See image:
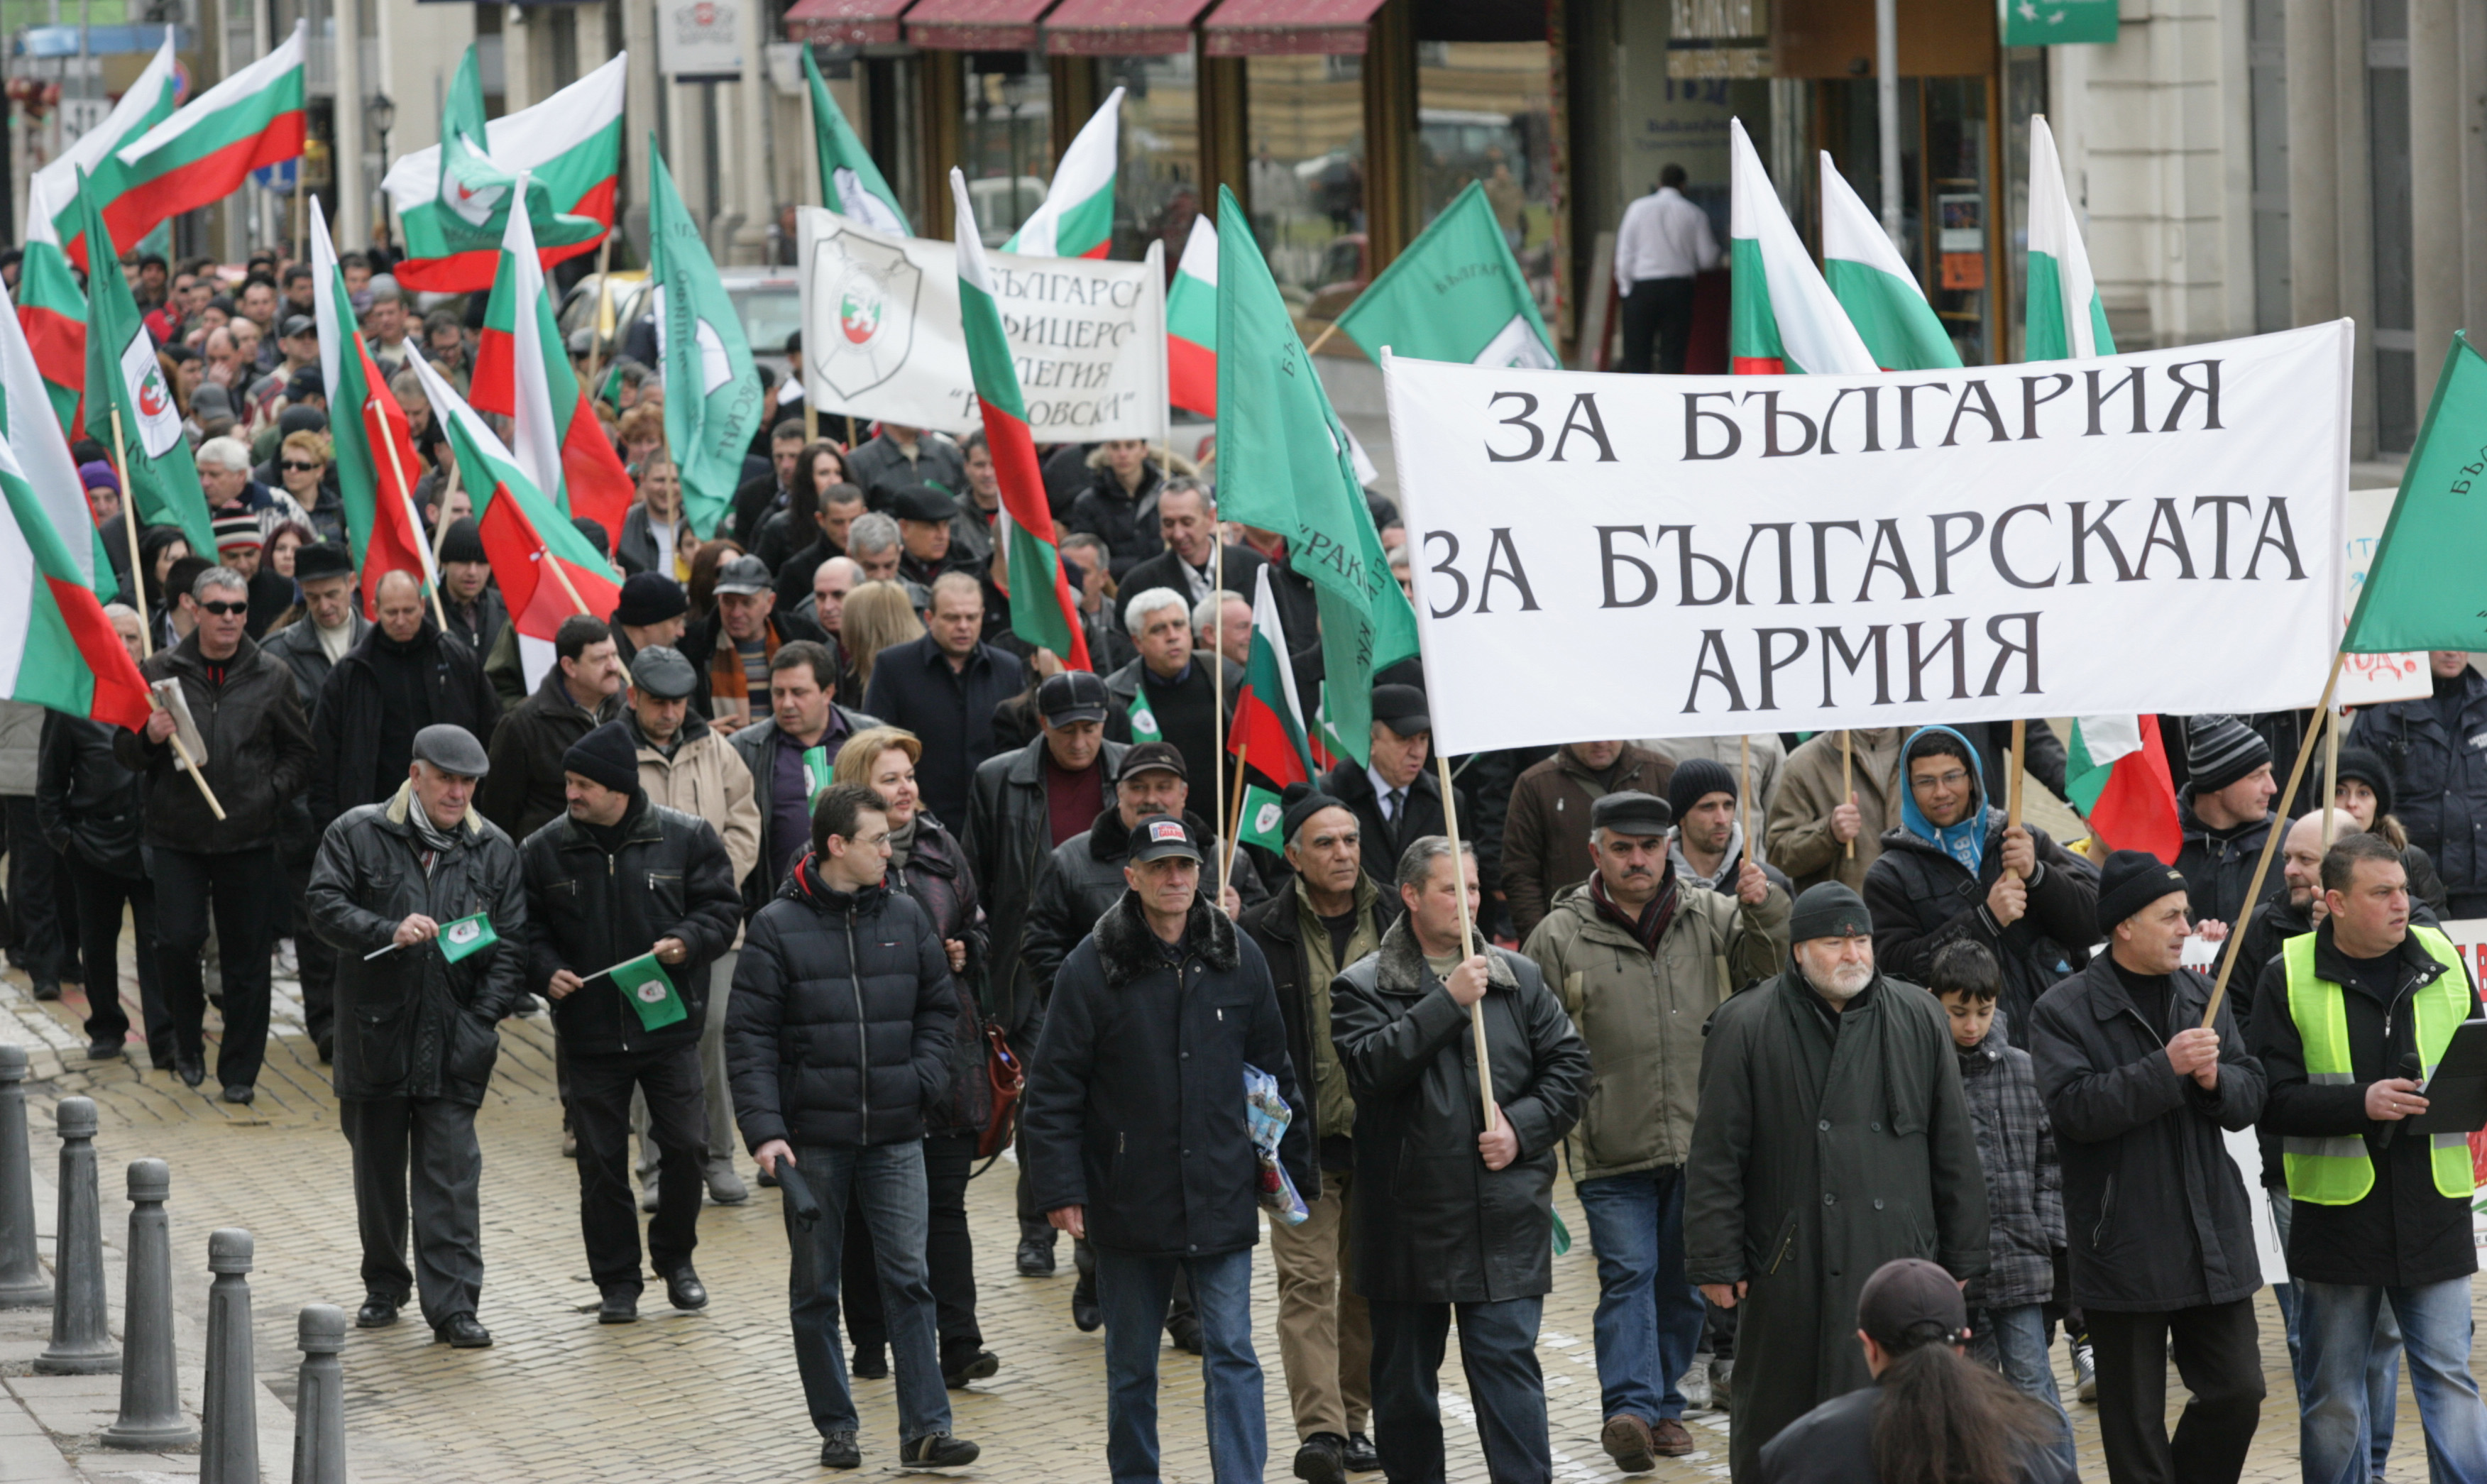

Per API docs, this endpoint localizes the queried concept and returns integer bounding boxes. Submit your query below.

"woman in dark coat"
[830,727,999,1387]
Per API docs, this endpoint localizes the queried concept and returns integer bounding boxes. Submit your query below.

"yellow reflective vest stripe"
[2280,926,2474,1206]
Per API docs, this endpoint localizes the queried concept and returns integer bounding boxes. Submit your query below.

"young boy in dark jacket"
[1934,940,2077,1477]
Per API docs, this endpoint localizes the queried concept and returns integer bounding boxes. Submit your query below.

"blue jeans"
[1368,1295,1552,1484]
[781,1141,951,1446]
[1984,1302,2079,1476]
[1094,1246,1263,1483]
[2300,1276,2487,1484]
[1574,1167,1704,1422]
[2275,1194,2403,1478]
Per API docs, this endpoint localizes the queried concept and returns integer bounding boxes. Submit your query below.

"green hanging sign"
[2002,0,2118,45]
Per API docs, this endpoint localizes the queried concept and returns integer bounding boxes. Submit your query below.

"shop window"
[1241,53,1366,322]
[1416,40,1555,323]
[1102,50,1204,265]
[960,53,1053,246]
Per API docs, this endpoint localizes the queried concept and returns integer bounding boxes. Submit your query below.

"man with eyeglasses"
[115,566,317,1103]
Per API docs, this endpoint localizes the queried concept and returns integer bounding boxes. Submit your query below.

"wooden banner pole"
[1435,752,1495,1134]
[2202,650,2349,1028]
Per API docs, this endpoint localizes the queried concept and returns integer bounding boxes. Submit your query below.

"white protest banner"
[798,206,1166,441]
[1383,320,2354,755]
[2339,483,2431,706]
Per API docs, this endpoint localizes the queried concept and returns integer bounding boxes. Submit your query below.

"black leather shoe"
[433,1313,493,1348]
[819,1431,860,1470]
[355,1295,400,1329]
[221,1083,254,1104]
[86,1040,121,1060]
[1071,1269,1101,1332]
[849,1343,889,1380]
[664,1267,708,1311]
[597,1290,637,1324]
[1167,1314,1203,1355]
[1344,1432,1380,1473]
[175,1055,204,1088]
[899,1432,979,1468]
[1016,1236,1056,1276]
[1293,1433,1348,1484]
[942,1348,999,1388]
[31,980,59,1002]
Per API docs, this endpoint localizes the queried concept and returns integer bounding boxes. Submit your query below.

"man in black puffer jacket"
[522,722,742,1326]
[725,781,978,1474]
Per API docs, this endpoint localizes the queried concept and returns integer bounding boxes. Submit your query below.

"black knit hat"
[2185,715,2271,796]
[1279,783,1350,845]
[1668,757,1737,823]
[562,720,641,796]
[613,571,688,627]
[2333,746,2394,822]
[1789,883,1871,942]
[2095,849,2190,934]
[437,517,486,566]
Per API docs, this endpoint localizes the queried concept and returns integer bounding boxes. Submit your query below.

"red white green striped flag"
[1818,152,1961,373]
[2026,115,2114,361]
[312,197,435,618]
[0,275,116,601]
[382,55,625,293]
[29,32,180,273]
[1728,119,1874,376]
[472,173,635,539]
[1226,565,1317,790]
[1004,87,1123,260]
[0,433,152,732]
[407,352,622,641]
[77,176,212,561]
[1168,214,1217,417]
[951,167,1092,670]
[804,45,909,233]
[12,245,90,442]
[2067,715,2181,862]
[101,23,305,259]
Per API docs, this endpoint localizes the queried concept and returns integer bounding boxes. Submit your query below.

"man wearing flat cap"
[680,554,830,734]
[890,483,977,590]
[307,722,527,1348]
[264,541,369,1058]
[1527,791,1788,1471]
[2028,850,2266,1484]
[1684,881,1989,1480]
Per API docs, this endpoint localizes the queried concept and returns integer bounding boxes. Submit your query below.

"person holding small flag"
[520,720,742,1325]
[305,722,525,1349]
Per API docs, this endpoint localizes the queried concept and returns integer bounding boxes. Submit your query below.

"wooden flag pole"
[1302,320,1344,357]
[375,401,448,630]
[2322,705,2342,848]
[108,411,150,661]
[2202,650,2349,1029]
[1221,742,1249,901]
[1841,730,1855,859]
[169,732,226,820]
[1435,752,1496,1134]
[1739,733,1752,863]
[2005,719,2028,879]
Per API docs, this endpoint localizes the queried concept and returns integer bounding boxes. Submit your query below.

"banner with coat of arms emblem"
[798,206,1166,442]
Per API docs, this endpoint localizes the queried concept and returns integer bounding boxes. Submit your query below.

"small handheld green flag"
[610,952,687,1030]
[802,745,835,803]
[1236,783,1285,852]
[1127,689,1163,742]
[437,912,499,963]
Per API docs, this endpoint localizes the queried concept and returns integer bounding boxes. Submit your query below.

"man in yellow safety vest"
[2251,830,2487,1484]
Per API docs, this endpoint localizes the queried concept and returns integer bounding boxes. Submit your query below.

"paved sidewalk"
[0,947,2454,1483]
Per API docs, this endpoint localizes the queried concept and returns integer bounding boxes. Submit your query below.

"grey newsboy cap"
[1591,791,1673,837]
[629,645,699,700]
[411,724,491,779]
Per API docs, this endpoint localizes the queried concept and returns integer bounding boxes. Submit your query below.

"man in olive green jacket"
[1521,791,1787,1471]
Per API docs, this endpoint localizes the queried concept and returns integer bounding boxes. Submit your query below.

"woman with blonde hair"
[840,581,925,693]
[825,725,998,1387]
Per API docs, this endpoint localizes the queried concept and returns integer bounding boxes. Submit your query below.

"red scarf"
[1590,869,1678,957]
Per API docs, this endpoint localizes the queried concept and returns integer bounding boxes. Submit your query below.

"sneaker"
[1681,1351,1714,1411]
[2070,1336,2097,1404]
[1602,1414,1657,1473]
[819,1430,860,1470]
[1292,1431,1347,1484]
[899,1433,979,1468]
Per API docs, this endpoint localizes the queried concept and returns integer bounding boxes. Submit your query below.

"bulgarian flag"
[101,23,305,258]
[1728,119,1875,376]
[1168,215,1218,417]
[1226,566,1318,790]
[0,277,116,600]
[951,168,1092,671]
[312,198,435,619]
[1819,153,1961,372]
[1004,87,1124,260]
[408,353,622,639]
[2068,716,2182,862]
[0,436,152,733]
[805,46,908,233]
[77,175,212,562]
[382,55,626,293]
[473,174,635,539]
[2026,116,2114,361]
[13,245,91,439]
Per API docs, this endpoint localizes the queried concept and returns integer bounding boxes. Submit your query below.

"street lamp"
[371,92,396,253]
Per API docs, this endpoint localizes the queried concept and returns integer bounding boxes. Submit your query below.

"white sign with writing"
[1383,321,2355,755]
[658,0,742,79]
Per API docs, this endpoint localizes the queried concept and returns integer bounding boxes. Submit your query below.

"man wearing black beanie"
[2027,850,2266,1484]
[2175,715,2283,948]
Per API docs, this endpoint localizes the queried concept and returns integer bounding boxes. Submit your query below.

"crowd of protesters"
[6,239,2487,1484]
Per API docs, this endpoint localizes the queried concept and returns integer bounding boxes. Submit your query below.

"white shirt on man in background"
[1613,186,1722,294]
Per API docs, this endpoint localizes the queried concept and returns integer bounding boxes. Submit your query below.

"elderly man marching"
[306,725,526,1349]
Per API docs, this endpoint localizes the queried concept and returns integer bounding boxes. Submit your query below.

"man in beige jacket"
[625,646,761,1204]
[1764,727,1905,893]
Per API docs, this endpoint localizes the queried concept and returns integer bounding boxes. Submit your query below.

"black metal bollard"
[34,1096,114,1374]
[199,1229,258,1484]
[103,1159,197,1448]
[0,1045,45,1306]
[290,1304,348,1484]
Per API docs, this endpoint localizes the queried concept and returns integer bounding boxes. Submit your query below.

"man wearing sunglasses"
[115,566,317,1103]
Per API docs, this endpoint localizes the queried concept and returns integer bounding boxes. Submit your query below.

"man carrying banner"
[522,720,742,1324]
[1766,728,1904,894]
[305,723,525,1348]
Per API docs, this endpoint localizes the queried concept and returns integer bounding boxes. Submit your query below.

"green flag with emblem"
[437,911,499,963]
[610,952,687,1030]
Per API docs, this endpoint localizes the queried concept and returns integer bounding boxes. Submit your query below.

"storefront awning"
[782,0,915,45]
[905,0,1058,50]
[1043,0,1217,54]
[1199,0,1386,55]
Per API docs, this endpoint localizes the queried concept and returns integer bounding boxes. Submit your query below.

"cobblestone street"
[0,947,2452,1483]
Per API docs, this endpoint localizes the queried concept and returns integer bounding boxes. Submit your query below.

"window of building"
[1415,40,1555,324]
[1242,53,1366,324]
[2367,0,2415,452]
[1102,50,1204,263]
[959,53,1053,246]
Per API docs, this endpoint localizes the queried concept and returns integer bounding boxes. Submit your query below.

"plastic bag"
[1244,1063,1310,1226]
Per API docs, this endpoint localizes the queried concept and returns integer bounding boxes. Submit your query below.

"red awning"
[905,0,1057,49]
[1200,0,1385,55]
[782,0,913,44]
[1043,0,1215,53]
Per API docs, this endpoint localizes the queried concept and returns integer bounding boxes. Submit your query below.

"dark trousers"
[2,796,76,980]
[1368,1295,1551,1484]
[2086,1298,2264,1484]
[339,1094,485,1329]
[284,842,335,1052]
[567,1043,705,1292]
[844,1130,981,1364]
[153,845,276,1087]
[64,857,169,1062]
[1011,1026,1052,1247]
[1619,276,1698,375]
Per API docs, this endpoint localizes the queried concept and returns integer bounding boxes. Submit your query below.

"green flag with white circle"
[610,952,686,1030]
[437,911,499,963]
[1237,783,1285,852]
[1127,689,1162,742]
